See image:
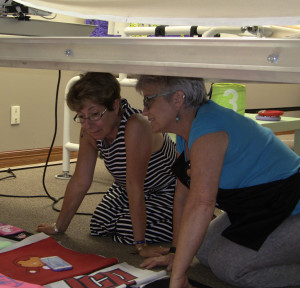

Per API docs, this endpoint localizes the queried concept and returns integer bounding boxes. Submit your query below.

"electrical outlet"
[11,106,20,125]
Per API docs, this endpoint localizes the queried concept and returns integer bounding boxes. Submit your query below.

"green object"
[0,240,12,249]
[168,133,176,143]
[210,83,246,115]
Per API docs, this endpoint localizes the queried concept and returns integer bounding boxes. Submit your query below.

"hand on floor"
[36,223,60,235]
[140,253,174,271]
[138,245,170,258]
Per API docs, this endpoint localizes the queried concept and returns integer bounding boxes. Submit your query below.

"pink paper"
[0,273,44,288]
[0,225,24,236]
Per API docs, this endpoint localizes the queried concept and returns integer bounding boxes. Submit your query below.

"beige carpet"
[0,159,235,288]
[0,155,298,288]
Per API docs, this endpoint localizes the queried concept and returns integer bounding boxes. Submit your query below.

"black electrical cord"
[40,70,102,215]
[42,70,61,203]
[0,162,76,196]
[0,69,64,199]
[1,70,105,216]
[0,168,16,181]
[51,192,105,216]
[43,70,105,215]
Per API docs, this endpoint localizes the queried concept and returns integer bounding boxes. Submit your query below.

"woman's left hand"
[138,245,169,258]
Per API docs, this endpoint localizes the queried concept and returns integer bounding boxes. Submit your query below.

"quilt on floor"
[0,233,118,285]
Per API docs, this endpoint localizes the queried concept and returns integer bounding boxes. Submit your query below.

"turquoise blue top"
[176,100,300,214]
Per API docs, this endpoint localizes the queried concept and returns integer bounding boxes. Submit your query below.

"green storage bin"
[209,83,246,115]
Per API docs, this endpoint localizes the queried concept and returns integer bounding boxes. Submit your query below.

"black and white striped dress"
[90,99,177,244]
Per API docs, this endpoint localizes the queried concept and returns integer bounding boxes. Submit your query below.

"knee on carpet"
[208,250,255,287]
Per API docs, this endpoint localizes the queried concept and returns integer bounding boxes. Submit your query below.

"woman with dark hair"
[136,75,300,288]
[37,72,176,257]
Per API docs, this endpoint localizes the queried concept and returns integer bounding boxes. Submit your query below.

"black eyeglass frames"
[143,90,176,110]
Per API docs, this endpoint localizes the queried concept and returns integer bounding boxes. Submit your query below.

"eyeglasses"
[73,108,107,123]
[143,90,176,110]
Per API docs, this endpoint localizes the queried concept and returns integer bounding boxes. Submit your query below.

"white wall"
[0,69,145,152]
[1,70,299,153]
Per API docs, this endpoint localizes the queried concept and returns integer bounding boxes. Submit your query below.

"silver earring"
[176,114,180,122]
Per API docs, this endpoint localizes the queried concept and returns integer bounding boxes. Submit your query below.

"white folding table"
[245,113,300,155]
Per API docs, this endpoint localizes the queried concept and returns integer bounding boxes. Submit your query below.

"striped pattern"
[90,99,176,244]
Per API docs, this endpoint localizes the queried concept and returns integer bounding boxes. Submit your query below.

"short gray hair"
[136,75,208,110]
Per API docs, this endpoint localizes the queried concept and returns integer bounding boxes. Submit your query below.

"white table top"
[245,113,300,133]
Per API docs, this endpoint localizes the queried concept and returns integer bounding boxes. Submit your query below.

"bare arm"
[125,114,167,257]
[140,175,189,269]
[170,131,228,288]
[172,174,189,247]
[36,129,98,234]
[125,114,151,244]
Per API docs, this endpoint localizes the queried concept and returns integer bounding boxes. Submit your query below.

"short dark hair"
[67,72,121,112]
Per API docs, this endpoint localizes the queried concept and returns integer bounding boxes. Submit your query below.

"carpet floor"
[0,156,298,288]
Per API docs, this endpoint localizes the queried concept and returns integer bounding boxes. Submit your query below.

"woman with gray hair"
[136,75,300,288]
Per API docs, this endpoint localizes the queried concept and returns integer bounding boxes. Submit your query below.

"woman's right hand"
[140,253,175,271]
[138,245,170,258]
[36,223,60,235]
